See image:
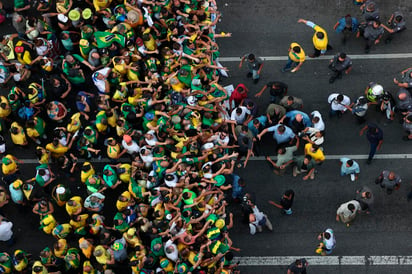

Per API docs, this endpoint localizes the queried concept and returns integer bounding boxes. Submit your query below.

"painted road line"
[16,153,412,164]
[251,154,412,160]
[219,53,412,62]
[234,255,412,266]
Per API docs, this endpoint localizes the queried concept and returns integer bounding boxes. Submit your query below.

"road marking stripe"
[15,154,412,164]
[234,255,412,266]
[219,53,412,62]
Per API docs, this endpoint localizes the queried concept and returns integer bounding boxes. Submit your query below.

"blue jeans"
[369,142,378,160]
[231,174,243,199]
[283,57,298,70]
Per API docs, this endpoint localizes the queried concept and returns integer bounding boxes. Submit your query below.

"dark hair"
[292,46,301,53]
[348,203,355,211]
[247,54,255,60]
[395,15,403,22]
[304,155,312,161]
[337,94,344,102]
[324,232,331,239]
[347,159,353,166]
[235,108,242,115]
[339,52,347,59]
[316,32,324,39]
[241,125,248,132]
[278,125,285,133]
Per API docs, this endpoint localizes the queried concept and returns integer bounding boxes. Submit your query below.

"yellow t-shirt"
[304,143,325,162]
[312,25,328,50]
[289,42,305,63]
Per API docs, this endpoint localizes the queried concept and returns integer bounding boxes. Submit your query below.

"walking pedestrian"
[298,18,331,57]
[359,123,383,164]
[344,96,368,124]
[336,200,361,227]
[268,189,295,215]
[315,228,336,255]
[339,158,360,181]
[266,138,298,175]
[281,43,305,73]
[359,20,384,53]
[327,93,351,118]
[375,170,401,195]
[287,258,308,274]
[328,52,352,83]
[355,186,374,213]
[255,81,288,104]
[0,216,13,245]
[393,67,412,89]
[334,14,359,44]
[292,155,316,181]
[239,53,264,84]
[381,11,406,43]
[248,202,273,235]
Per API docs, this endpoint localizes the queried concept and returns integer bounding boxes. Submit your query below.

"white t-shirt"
[92,67,110,94]
[145,130,158,146]
[230,106,250,124]
[311,110,325,131]
[164,239,179,262]
[121,140,140,155]
[328,93,351,112]
[0,221,13,241]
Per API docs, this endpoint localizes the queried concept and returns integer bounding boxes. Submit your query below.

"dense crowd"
[0,0,249,273]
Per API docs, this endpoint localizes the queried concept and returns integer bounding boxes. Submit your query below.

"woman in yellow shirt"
[10,122,28,146]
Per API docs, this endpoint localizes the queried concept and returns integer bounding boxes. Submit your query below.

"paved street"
[0,0,412,273]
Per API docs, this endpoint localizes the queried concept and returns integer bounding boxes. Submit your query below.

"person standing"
[334,14,359,44]
[239,53,264,84]
[328,52,352,83]
[0,216,13,245]
[248,202,273,235]
[336,200,361,227]
[287,258,308,274]
[257,124,296,150]
[255,81,288,104]
[360,20,384,53]
[268,189,295,215]
[355,186,374,213]
[344,96,368,124]
[375,170,402,195]
[339,158,360,181]
[281,43,305,73]
[316,228,336,256]
[266,138,298,175]
[381,11,406,43]
[393,67,412,90]
[327,93,351,118]
[359,123,383,164]
[293,155,316,181]
[298,18,331,57]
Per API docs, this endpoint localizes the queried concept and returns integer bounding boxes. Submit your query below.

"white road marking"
[219,53,412,62]
[234,255,412,266]
[16,154,412,164]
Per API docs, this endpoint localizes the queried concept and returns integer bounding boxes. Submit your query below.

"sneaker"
[366,158,372,165]
[246,72,252,78]
[350,174,355,181]
[253,78,259,84]
[364,47,370,54]
[329,76,336,83]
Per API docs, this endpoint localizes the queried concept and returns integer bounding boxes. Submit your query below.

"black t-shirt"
[288,258,307,273]
[267,81,288,97]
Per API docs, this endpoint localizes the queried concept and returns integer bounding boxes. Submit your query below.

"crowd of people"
[0,0,408,273]
[0,0,253,273]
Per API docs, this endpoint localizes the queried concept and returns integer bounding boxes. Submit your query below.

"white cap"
[371,84,383,96]
[57,14,69,23]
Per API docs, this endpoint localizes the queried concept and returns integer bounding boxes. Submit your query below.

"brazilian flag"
[94,31,126,48]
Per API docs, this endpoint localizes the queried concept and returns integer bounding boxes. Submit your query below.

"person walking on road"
[239,53,264,84]
[355,186,374,213]
[375,170,402,195]
[298,18,331,57]
[0,215,13,245]
[287,258,308,274]
[359,123,383,164]
[268,189,295,215]
[328,52,352,83]
[336,200,361,227]
[248,201,273,235]
[316,228,336,256]
[255,81,288,104]
[327,93,351,118]
[381,11,406,43]
[334,14,359,44]
[359,20,384,53]
[292,155,316,181]
[339,157,360,181]
[281,43,305,73]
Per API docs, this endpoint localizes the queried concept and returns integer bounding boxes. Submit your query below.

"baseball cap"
[68,9,81,21]
[57,14,68,23]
